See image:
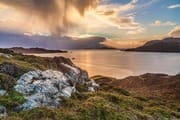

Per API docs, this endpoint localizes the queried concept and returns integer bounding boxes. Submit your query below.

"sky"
[0,0,180,48]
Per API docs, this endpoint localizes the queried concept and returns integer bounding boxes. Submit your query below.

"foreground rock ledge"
[14,69,99,110]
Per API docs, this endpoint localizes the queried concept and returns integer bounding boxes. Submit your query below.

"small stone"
[0,106,7,117]
[88,87,95,92]
[91,80,100,87]
[61,63,80,74]
[0,90,6,96]
[62,87,76,98]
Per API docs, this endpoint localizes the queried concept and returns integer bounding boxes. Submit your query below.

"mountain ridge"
[126,37,180,52]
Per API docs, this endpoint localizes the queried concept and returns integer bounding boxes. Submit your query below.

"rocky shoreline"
[0,49,179,119]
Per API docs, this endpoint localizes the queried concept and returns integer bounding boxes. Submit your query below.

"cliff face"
[126,37,180,52]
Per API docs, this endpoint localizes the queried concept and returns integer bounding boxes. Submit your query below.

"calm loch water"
[32,50,180,79]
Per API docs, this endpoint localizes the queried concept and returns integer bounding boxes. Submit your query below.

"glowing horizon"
[0,0,179,48]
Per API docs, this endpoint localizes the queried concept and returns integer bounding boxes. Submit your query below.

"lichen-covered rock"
[15,64,99,110]
[0,49,15,55]
[0,62,32,78]
[0,73,16,90]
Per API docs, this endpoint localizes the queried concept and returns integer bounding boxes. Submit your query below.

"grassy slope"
[0,51,179,120]
[6,88,180,120]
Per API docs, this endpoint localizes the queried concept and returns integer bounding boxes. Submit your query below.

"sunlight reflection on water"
[30,50,180,79]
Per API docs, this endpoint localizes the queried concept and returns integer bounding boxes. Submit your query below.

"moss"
[0,54,48,79]
[76,83,88,92]
[0,56,9,64]
[135,96,149,102]
[9,108,79,120]
[6,117,23,120]
[111,87,131,96]
[91,75,116,81]
[0,48,15,55]
[177,107,180,112]
[12,55,48,70]
[60,92,146,119]
[0,89,25,110]
[146,107,171,119]
[61,96,77,108]
[4,90,179,120]
[0,73,16,90]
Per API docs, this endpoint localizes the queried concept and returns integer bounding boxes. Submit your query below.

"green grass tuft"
[0,89,25,110]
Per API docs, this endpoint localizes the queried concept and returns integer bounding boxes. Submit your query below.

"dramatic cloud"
[0,0,97,35]
[169,26,180,38]
[0,0,144,38]
[94,0,140,29]
[103,39,145,49]
[168,4,180,9]
[151,20,176,26]
[0,0,178,49]
[127,27,145,35]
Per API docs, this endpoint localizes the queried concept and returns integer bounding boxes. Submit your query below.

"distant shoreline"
[125,37,180,53]
[8,47,68,54]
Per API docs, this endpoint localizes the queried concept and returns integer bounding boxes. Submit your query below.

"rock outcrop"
[0,51,99,111]
[15,67,99,110]
[0,62,30,78]
[0,73,16,90]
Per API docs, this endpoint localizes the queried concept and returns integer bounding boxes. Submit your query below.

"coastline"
[27,49,180,79]
[0,49,179,119]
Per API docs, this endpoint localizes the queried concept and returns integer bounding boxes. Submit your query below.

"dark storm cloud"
[0,0,97,35]
[0,31,106,49]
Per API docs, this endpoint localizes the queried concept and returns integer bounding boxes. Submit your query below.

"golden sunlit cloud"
[127,27,145,35]
[94,0,140,30]
[151,20,176,26]
[102,38,146,49]
[169,26,180,38]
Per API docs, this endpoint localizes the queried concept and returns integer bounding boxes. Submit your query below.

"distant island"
[126,37,180,52]
[8,47,67,54]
